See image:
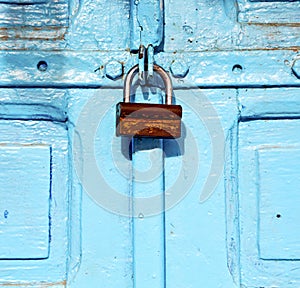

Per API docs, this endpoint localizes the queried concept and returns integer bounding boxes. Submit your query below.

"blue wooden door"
[0,0,299,287]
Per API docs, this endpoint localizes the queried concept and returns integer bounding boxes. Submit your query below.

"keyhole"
[276,214,281,219]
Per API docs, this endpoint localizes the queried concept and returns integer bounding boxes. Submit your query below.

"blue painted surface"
[0,120,70,286]
[0,145,50,259]
[132,139,165,288]
[238,120,300,287]
[0,0,299,287]
[235,0,300,23]
[131,90,165,288]
[130,0,163,50]
[258,148,300,260]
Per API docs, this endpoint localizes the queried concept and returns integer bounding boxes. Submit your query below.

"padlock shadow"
[163,122,186,158]
[120,123,186,160]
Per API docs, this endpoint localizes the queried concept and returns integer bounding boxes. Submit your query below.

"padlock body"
[116,102,182,138]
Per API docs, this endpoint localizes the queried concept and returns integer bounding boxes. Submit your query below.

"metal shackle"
[123,64,173,105]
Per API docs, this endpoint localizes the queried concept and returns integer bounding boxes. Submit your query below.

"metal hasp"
[116,64,182,138]
[130,0,164,51]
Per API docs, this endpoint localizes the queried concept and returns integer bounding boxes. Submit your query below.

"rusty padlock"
[116,64,182,138]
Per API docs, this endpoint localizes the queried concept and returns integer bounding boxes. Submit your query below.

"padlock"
[116,64,182,138]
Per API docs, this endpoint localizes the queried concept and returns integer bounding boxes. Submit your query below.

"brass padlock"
[116,64,182,138]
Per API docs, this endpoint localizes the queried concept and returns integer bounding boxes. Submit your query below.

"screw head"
[292,58,300,79]
[37,60,48,72]
[105,60,123,80]
[170,60,189,78]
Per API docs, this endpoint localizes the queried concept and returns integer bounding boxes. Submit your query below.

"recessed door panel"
[0,145,50,260]
[238,120,300,288]
[0,120,70,286]
[258,148,300,261]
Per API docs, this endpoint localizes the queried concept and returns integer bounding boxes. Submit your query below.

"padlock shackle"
[123,64,173,105]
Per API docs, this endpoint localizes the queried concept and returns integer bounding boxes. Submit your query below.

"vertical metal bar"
[131,138,165,288]
[130,0,164,51]
[130,85,166,286]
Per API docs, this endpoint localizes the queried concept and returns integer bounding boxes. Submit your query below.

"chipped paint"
[0,280,66,287]
[0,0,299,287]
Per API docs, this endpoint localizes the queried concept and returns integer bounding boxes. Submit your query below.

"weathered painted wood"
[238,120,300,287]
[0,0,299,287]
[236,0,300,23]
[0,0,68,28]
[0,51,297,88]
[132,138,165,288]
[130,0,164,50]
[0,120,70,286]
[0,145,50,259]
